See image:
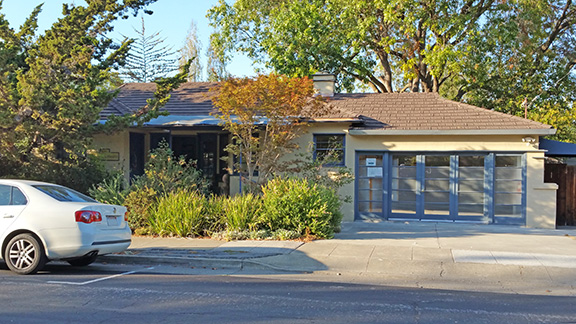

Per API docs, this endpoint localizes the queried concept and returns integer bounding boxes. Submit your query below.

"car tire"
[5,233,47,275]
[67,254,98,267]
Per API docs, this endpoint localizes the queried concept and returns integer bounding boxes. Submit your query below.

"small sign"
[98,148,120,161]
[366,158,377,166]
[367,167,383,178]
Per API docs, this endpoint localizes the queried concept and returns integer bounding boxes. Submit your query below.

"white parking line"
[47,267,155,286]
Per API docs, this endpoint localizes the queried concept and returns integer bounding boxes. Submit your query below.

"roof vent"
[312,73,335,97]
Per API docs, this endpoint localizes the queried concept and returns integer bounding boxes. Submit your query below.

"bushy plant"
[123,186,157,231]
[88,171,129,205]
[4,157,108,194]
[269,229,301,240]
[260,177,342,239]
[224,193,261,231]
[290,144,354,203]
[149,189,208,237]
[131,141,209,196]
[89,141,210,233]
[205,195,227,235]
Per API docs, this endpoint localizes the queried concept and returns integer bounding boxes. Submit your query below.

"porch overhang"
[141,115,223,127]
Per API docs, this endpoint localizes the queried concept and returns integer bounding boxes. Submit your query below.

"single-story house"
[93,74,558,228]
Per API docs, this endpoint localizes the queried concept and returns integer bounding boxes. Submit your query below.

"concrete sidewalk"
[99,221,576,295]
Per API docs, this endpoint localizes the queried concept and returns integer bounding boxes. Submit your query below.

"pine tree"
[121,16,177,82]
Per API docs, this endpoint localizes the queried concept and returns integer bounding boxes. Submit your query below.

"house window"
[314,134,345,166]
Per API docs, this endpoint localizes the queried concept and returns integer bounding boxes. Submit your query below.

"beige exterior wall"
[92,131,130,177]
[94,123,557,229]
[293,123,557,228]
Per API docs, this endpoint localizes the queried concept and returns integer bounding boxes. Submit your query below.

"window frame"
[313,133,346,167]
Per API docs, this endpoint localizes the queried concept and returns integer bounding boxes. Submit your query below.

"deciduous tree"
[179,20,203,82]
[208,0,495,93]
[211,74,330,192]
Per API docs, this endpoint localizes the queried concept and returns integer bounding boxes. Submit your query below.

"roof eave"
[310,118,361,123]
[349,128,557,136]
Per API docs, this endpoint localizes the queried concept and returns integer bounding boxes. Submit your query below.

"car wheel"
[5,233,47,275]
[67,254,98,267]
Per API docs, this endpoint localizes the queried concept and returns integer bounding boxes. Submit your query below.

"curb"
[98,254,316,273]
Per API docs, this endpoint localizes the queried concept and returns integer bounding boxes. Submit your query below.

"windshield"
[33,185,98,203]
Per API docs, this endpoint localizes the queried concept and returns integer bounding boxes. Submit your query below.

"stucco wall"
[92,131,130,177]
[293,123,556,228]
[93,124,557,228]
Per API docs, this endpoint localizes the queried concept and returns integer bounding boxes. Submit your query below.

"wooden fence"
[544,164,576,226]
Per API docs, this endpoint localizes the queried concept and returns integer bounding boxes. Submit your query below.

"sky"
[1,0,257,78]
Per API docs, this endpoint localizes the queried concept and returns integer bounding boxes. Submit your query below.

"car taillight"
[75,211,102,224]
[124,211,129,222]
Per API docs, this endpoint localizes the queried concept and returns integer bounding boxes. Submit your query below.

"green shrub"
[89,141,210,233]
[269,229,301,240]
[205,195,227,235]
[4,158,108,194]
[124,186,157,231]
[260,177,342,239]
[211,229,300,241]
[224,193,261,231]
[131,141,209,196]
[88,171,129,206]
[149,189,208,237]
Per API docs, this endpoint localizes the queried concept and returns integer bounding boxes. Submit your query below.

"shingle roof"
[101,82,553,133]
[100,82,218,119]
[329,92,551,131]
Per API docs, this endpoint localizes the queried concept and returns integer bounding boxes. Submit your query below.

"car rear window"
[33,185,98,203]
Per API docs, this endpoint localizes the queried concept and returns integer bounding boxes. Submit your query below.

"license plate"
[106,216,118,226]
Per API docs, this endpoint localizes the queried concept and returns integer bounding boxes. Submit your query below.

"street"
[0,262,575,323]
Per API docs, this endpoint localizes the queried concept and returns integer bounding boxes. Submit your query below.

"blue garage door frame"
[355,151,527,225]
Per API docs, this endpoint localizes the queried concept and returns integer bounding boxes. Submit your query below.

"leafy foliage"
[208,0,494,93]
[179,20,203,82]
[449,0,576,142]
[88,171,129,206]
[149,189,209,237]
[260,178,343,239]
[206,42,230,82]
[130,141,209,196]
[209,0,576,141]
[212,73,331,192]
[0,0,193,190]
[124,186,157,232]
[290,142,354,203]
[223,193,261,231]
[91,142,209,232]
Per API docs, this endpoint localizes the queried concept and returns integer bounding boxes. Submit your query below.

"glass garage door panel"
[494,155,523,223]
[358,154,384,219]
[391,155,417,216]
[457,156,486,219]
[423,156,450,216]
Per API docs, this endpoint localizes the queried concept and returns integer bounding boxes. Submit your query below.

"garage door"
[356,152,525,225]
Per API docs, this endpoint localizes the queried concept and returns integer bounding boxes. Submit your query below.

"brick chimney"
[312,73,335,97]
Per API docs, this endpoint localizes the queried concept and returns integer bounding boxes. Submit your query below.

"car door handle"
[3,215,14,218]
